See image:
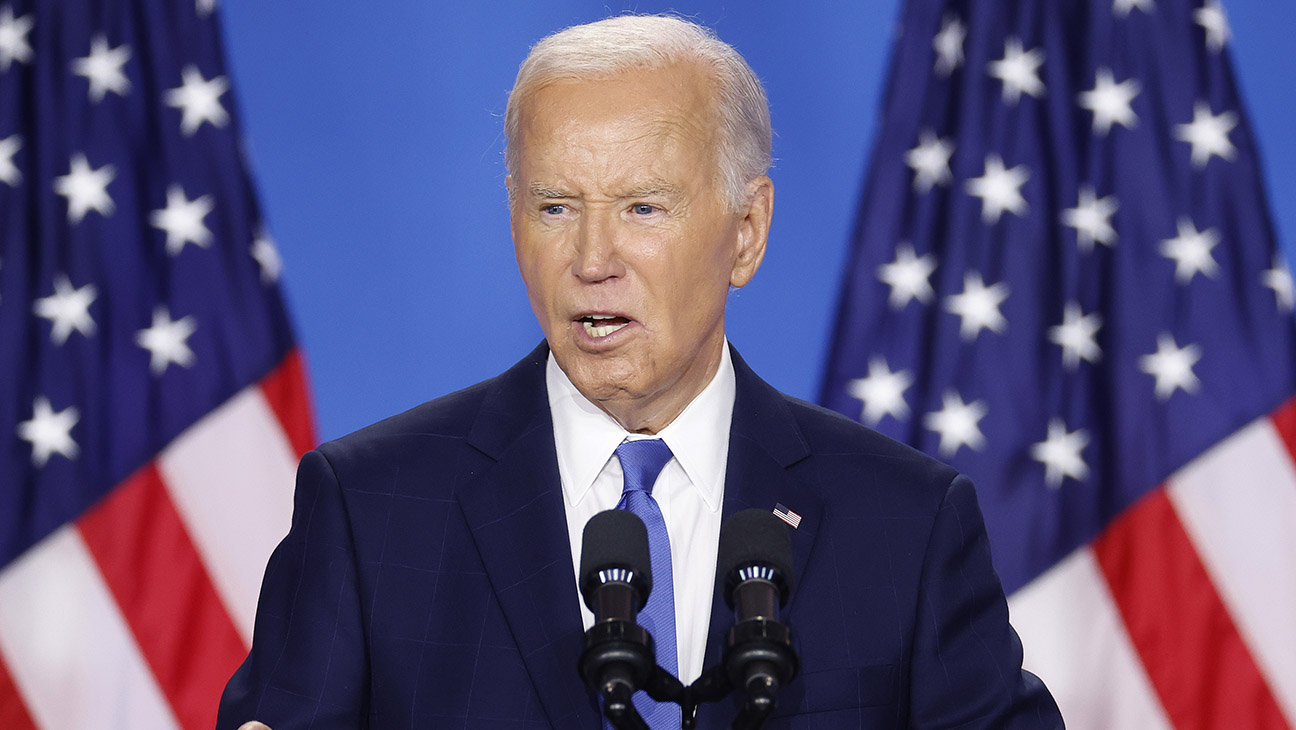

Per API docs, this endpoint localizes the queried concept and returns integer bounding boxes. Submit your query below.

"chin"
[571,366,640,401]
[562,354,644,400]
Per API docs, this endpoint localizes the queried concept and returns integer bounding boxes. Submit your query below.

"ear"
[730,176,773,288]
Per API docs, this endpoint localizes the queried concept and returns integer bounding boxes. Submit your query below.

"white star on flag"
[1113,0,1155,17]
[33,275,98,345]
[1262,256,1295,313]
[878,242,936,309]
[1194,0,1231,53]
[924,390,988,458]
[72,35,132,103]
[848,357,913,426]
[1048,302,1102,370]
[905,130,955,192]
[0,5,33,72]
[1061,185,1119,252]
[17,396,80,467]
[251,231,283,284]
[1031,419,1090,488]
[54,153,116,224]
[136,306,198,375]
[965,154,1030,224]
[196,0,217,17]
[1139,333,1203,401]
[932,14,966,76]
[0,133,19,186]
[1160,217,1220,284]
[945,271,1009,341]
[150,184,214,256]
[164,65,230,136]
[1175,101,1237,168]
[1077,68,1140,136]
[988,37,1045,105]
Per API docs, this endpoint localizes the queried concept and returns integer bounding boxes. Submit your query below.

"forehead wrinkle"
[570,125,709,200]
[610,111,715,161]
[546,104,714,163]
[517,76,722,202]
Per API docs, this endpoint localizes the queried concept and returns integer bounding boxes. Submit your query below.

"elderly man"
[217,14,1062,730]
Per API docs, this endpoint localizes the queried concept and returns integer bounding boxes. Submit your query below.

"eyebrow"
[527,184,571,200]
[623,182,680,199]
[524,181,681,200]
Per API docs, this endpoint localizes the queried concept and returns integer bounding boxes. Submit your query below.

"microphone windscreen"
[718,508,795,592]
[580,509,653,598]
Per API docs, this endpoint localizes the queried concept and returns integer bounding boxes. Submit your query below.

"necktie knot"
[615,439,674,497]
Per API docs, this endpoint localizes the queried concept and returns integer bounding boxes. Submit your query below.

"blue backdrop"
[217,1,1294,442]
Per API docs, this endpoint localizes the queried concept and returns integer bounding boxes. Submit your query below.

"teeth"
[583,320,629,338]
[588,314,617,320]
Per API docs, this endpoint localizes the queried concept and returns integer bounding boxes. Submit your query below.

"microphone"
[719,509,794,623]
[577,510,657,725]
[580,509,652,621]
[716,509,799,717]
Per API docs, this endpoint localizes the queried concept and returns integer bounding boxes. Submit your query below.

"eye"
[631,203,658,216]
[541,204,567,216]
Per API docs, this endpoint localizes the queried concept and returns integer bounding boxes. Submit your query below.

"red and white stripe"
[0,352,313,730]
[1011,397,1296,730]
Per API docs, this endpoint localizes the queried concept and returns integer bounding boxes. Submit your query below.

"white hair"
[504,14,772,212]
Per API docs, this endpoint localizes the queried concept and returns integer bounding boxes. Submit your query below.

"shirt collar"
[547,342,735,512]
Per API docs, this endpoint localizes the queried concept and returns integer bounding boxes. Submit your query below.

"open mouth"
[579,313,632,338]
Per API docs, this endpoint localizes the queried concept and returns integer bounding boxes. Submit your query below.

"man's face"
[510,61,771,433]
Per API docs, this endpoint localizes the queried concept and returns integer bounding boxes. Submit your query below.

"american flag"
[821,0,1296,727]
[772,502,802,529]
[0,1,313,728]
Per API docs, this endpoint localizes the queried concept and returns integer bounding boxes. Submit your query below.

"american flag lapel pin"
[773,503,802,529]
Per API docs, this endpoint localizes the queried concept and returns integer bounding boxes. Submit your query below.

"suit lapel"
[455,343,600,729]
[702,347,826,672]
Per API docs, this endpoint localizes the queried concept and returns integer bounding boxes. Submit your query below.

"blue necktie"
[613,439,679,729]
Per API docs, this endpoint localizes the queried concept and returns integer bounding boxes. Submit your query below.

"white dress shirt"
[547,343,734,684]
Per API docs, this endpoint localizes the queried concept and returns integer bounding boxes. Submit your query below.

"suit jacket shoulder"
[313,342,549,484]
[727,347,956,523]
[331,336,551,444]
[783,393,956,498]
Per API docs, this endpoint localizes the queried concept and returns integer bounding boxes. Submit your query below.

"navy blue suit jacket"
[217,343,1062,729]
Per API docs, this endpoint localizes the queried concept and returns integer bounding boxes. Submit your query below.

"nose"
[572,210,624,282]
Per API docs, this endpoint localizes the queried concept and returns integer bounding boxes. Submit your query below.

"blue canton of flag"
[0,1,313,728]
[821,0,1296,727]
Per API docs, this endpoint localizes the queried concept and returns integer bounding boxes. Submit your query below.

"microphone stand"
[582,621,796,730]
[581,589,798,729]
[580,619,657,730]
[675,616,798,730]
[678,663,730,729]
[602,662,689,730]
[579,619,689,730]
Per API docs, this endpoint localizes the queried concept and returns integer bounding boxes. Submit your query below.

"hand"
[238,723,272,730]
